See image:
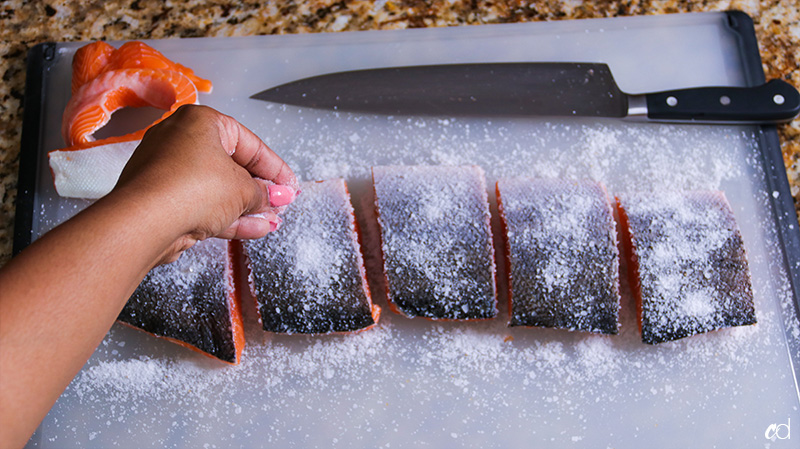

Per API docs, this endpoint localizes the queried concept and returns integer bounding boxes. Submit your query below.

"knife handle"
[644,79,800,124]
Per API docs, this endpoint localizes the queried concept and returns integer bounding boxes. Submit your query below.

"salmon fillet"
[242,179,380,334]
[616,191,756,344]
[372,165,497,321]
[118,238,245,365]
[496,178,620,334]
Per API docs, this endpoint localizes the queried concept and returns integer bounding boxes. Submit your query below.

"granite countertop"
[1,0,799,265]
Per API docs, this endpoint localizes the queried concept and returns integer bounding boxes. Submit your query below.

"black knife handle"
[645,79,800,123]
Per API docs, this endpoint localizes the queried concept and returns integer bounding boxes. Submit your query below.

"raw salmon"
[371,165,497,321]
[496,178,620,334]
[104,41,213,94]
[49,40,212,199]
[118,238,245,365]
[61,68,198,147]
[70,41,115,94]
[242,179,380,334]
[71,41,212,95]
[616,191,756,344]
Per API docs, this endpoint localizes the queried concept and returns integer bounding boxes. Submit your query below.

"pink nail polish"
[268,185,295,207]
[269,220,279,233]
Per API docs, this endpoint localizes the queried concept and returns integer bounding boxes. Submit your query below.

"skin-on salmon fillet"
[242,179,380,334]
[496,178,620,334]
[372,165,497,321]
[118,238,245,365]
[616,191,756,344]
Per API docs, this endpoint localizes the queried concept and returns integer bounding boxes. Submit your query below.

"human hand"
[113,105,298,264]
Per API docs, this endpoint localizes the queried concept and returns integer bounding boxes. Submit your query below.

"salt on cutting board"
[19,11,800,449]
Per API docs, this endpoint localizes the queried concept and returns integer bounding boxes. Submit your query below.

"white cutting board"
[27,12,800,448]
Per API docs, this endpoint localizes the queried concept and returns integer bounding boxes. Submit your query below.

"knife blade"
[250,63,800,124]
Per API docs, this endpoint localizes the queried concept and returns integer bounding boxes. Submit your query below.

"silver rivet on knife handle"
[626,94,649,120]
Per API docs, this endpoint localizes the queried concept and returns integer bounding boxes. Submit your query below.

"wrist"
[97,182,195,269]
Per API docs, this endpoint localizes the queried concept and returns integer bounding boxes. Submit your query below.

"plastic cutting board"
[16,11,800,448]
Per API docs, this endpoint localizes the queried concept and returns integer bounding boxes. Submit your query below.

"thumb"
[216,211,281,240]
[216,179,298,240]
[246,178,298,216]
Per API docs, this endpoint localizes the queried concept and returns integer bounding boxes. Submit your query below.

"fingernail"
[268,217,282,233]
[268,185,295,208]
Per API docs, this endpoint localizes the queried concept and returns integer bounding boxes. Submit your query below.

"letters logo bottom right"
[765,418,791,441]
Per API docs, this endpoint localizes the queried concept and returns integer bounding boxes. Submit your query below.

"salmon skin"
[242,179,380,334]
[49,41,212,199]
[118,238,245,365]
[372,165,497,321]
[497,178,620,334]
[616,191,756,344]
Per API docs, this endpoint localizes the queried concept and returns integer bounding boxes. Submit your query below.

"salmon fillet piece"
[616,191,756,344]
[242,179,380,334]
[118,238,245,365]
[496,178,620,334]
[372,165,497,320]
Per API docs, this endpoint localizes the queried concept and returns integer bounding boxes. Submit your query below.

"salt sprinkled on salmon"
[51,116,793,447]
[372,165,497,320]
[242,179,379,334]
[616,191,756,344]
[497,178,620,334]
[118,238,244,364]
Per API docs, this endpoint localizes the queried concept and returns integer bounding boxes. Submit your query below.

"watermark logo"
[765,418,791,441]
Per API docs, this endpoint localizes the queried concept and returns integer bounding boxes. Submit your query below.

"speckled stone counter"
[1,0,799,265]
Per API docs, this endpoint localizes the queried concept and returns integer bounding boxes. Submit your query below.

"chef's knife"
[250,63,800,124]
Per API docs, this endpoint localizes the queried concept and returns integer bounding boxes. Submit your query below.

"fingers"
[138,105,299,244]
[213,110,299,234]
[217,213,282,240]
[242,177,298,216]
[233,179,297,240]
[216,112,298,189]
[268,184,296,207]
